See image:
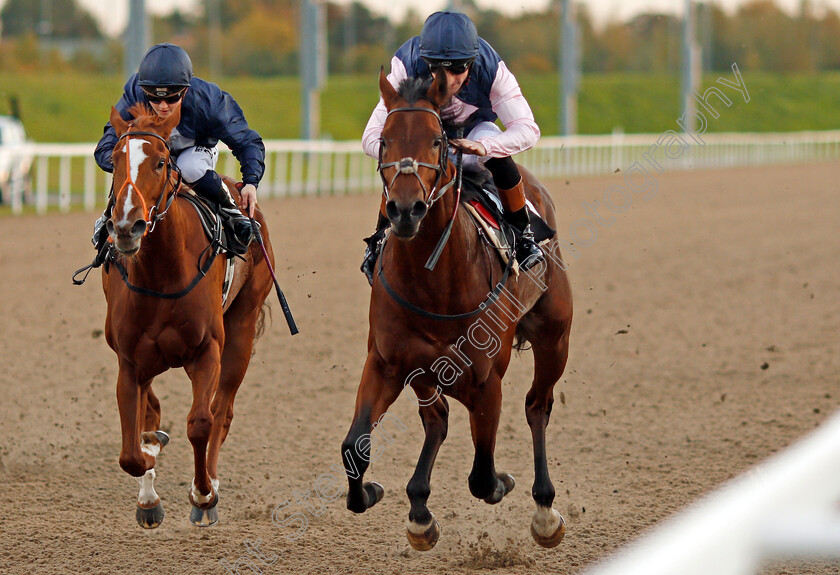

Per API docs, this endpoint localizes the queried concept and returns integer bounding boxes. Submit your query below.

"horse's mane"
[125,102,167,130]
[397,76,434,105]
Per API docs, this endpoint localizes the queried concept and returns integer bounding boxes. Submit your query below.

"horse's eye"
[433,138,442,148]
[156,158,166,170]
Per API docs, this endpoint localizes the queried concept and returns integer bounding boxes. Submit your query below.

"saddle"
[459,167,555,268]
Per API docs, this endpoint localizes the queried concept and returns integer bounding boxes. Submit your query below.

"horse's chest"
[377,328,504,390]
[108,305,218,368]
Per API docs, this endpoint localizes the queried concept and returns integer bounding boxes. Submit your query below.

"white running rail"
[581,409,840,575]
[3,130,840,214]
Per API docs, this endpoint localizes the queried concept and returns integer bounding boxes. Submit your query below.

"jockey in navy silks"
[90,43,265,263]
[360,11,544,285]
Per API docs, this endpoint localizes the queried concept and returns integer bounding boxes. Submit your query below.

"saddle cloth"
[178,191,237,305]
[459,168,556,269]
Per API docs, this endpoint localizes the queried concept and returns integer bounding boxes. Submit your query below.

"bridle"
[373,103,516,319]
[115,127,182,234]
[377,106,456,208]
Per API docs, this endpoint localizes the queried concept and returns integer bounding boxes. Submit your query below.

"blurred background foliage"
[0,0,837,139]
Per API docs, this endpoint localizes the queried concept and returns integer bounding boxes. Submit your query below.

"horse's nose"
[108,217,147,253]
[108,218,147,240]
[386,199,428,225]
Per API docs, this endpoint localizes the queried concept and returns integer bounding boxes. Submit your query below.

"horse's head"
[107,103,181,256]
[378,69,452,239]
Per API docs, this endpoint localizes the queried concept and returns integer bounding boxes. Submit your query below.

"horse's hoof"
[406,517,440,551]
[484,473,515,504]
[530,506,565,548]
[364,482,385,508]
[154,430,170,448]
[136,501,165,529]
[189,492,219,527]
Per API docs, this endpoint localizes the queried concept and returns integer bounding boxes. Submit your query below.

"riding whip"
[250,217,299,335]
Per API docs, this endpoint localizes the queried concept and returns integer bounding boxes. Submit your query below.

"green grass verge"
[2,70,838,144]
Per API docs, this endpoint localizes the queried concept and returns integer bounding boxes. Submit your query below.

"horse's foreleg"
[342,353,401,514]
[116,363,168,528]
[405,392,449,551]
[525,331,570,548]
[185,342,222,526]
[136,388,170,528]
[467,373,515,504]
[116,362,155,477]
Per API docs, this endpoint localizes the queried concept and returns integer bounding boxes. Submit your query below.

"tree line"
[0,0,836,76]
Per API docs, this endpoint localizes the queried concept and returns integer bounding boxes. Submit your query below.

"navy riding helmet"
[137,43,193,95]
[419,11,479,62]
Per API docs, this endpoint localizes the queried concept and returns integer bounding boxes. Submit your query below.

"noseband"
[115,128,182,234]
[377,107,456,207]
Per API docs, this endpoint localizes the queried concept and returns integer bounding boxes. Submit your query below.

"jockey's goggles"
[423,57,474,75]
[143,87,186,105]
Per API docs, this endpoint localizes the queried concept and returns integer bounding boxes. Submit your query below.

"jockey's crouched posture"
[90,43,265,265]
[360,11,544,285]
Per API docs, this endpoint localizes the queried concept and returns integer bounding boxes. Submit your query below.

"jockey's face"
[431,67,470,103]
[146,88,186,119]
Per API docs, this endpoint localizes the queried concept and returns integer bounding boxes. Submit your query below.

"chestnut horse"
[102,103,274,528]
[341,72,573,550]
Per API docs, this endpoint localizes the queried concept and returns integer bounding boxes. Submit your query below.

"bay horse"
[102,103,274,528]
[341,71,573,550]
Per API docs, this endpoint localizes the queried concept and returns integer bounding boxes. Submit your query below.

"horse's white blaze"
[136,468,159,506]
[191,478,215,504]
[116,139,148,227]
[532,506,563,536]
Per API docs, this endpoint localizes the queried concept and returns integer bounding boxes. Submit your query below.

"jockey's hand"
[450,138,486,157]
[239,184,258,218]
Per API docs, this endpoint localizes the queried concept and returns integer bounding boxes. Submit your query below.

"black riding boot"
[361,213,389,286]
[498,179,544,271]
[192,170,256,255]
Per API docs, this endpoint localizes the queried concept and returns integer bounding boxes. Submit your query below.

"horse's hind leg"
[524,321,571,547]
[342,353,401,515]
[405,393,449,551]
[206,303,262,496]
[466,373,516,505]
[135,386,170,528]
[185,343,223,527]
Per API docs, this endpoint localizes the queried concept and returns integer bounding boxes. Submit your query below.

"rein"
[376,238,515,321]
[375,108,512,320]
[377,106,462,271]
[106,128,215,300]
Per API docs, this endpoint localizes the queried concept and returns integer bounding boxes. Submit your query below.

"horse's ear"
[110,107,128,135]
[379,67,398,110]
[426,71,448,109]
[158,104,181,138]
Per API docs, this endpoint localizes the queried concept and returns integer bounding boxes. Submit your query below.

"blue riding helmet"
[137,43,193,94]
[419,11,479,61]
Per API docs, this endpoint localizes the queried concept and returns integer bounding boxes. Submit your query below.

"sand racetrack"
[0,162,838,575]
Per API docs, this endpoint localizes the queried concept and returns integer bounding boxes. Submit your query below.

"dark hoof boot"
[136,501,165,529]
[516,227,544,271]
[484,473,516,504]
[154,430,170,448]
[407,516,441,551]
[189,492,219,527]
[364,481,385,508]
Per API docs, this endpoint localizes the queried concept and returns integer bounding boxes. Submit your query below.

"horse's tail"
[513,324,531,353]
[253,302,270,349]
